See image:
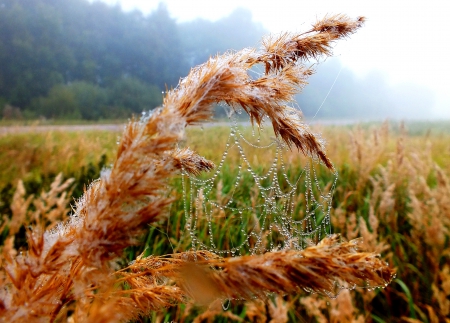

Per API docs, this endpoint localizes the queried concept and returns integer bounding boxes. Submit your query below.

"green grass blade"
[395,278,416,319]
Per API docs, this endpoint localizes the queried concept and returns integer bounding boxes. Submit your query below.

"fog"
[99,0,450,120]
[297,58,437,120]
[1,0,447,120]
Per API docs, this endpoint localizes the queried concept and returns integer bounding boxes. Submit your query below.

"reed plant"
[1,15,430,322]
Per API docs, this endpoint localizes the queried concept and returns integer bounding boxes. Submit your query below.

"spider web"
[181,114,337,257]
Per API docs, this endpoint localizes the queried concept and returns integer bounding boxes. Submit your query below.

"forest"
[0,0,435,120]
[0,0,265,119]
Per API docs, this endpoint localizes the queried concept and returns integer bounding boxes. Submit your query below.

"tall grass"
[158,122,450,322]
[0,130,117,188]
[1,122,448,321]
[2,15,443,322]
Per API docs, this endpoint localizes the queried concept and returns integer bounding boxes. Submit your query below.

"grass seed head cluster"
[4,14,439,322]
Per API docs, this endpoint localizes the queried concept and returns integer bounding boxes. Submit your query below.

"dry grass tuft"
[166,235,395,303]
[171,148,216,176]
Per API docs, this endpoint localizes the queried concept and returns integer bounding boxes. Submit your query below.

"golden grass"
[0,130,117,190]
[5,15,446,322]
[0,122,448,322]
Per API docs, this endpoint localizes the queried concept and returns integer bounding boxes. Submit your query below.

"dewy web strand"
[181,114,337,256]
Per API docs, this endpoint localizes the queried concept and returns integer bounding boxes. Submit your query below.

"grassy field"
[1,121,449,322]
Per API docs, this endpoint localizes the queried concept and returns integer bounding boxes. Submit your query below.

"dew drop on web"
[181,113,337,257]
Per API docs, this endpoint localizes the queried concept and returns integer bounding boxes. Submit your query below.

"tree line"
[0,0,435,120]
[0,0,265,120]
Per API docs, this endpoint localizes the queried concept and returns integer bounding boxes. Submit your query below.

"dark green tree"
[109,77,163,114]
[31,82,110,119]
[0,0,75,107]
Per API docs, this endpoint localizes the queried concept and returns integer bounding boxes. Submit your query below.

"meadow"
[1,16,448,322]
[1,121,449,322]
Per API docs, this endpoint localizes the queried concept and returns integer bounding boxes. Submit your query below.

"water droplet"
[222,299,231,310]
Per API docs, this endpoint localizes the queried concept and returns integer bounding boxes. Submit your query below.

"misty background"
[0,0,440,121]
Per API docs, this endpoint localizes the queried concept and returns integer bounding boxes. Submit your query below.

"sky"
[98,0,450,118]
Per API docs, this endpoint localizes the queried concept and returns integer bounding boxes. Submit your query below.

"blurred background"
[1,0,448,121]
